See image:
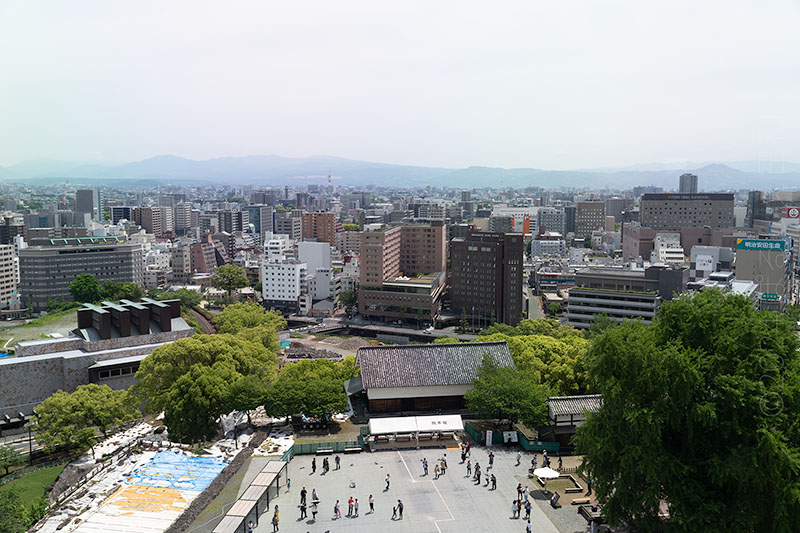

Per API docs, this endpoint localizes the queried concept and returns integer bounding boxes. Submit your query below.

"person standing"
[311,488,318,503]
[491,473,496,490]
[369,494,374,513]
[335,455,341,470]
[524,499,531,519]
[347,496,354,517]
[511,500,518,518]
[434,464,440,480]
[526,518,532,532]
[523,486,529,502]
[334,500,341,519]
[586,478,592,496]
[516,500,522,519]
[397,499,404,520]
[488,452,494,470]
[311,457,316,474]
[354,498,359,517]
[300,486,307,505]
[392,505,397,520]
[311,502,318,521]
[475,469,481,485]
[247,520,254,533]
[558,456,563,472]
[300,501,307,519]
[517,483,523,499]
[466,459,472,476]
[271,511,279,532]
[422,457,429,476]
[385,474,391,490]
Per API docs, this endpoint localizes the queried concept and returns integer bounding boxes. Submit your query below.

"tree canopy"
[576,290,800,532]
[133,333,278,415]
[0,446,24,476]
[211,264,249,296]
[0,488,30,533]
[99,281,144,302]
[68,273,100,303]
[213,301,286,335]
[33,384,138,456]
[464,355,549,428]
[263,358,358,420]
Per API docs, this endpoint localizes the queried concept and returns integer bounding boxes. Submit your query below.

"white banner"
[485,430,493,446]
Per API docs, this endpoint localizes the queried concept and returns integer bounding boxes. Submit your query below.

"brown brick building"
[302,211,342,246]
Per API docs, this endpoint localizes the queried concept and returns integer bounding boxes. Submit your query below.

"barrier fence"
[464,421,560,453]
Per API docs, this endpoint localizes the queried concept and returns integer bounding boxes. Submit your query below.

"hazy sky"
[2,1,799,170]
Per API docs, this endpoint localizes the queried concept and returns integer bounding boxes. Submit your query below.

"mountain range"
[2,155,800,190]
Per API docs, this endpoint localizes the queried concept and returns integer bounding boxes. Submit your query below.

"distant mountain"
[2,155,800,190]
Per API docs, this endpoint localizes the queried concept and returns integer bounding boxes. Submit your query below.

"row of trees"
[68,274,144,304]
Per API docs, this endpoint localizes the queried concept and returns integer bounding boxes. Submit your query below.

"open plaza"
[215,447,592,533]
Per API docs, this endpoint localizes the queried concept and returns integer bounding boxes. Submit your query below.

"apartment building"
[640,193,734,230]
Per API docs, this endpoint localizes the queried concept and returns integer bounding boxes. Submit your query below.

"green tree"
[0,446,24,476]
[33,385,139,457]
[164,364,234,443]
[263,358,357,420]
[69,273,100,303]
[211,264,249,298]
[548,302,561,316]
[465,355,549,428]
[339,289,357,310]
[433,337,460,344]
[225,374,269,425]
[576,290,800,532]
[99,281,144,301]
[342,223,360,231]
[214,301,286,335]
[133,333,278,415]
[0,487,30,533]
[460,308,468,332]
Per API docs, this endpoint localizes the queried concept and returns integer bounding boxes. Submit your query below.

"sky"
[1,1,799,170]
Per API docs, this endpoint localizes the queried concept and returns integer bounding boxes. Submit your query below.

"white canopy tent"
[368,415,464,436]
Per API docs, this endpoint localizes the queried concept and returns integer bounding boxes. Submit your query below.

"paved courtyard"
[253,448,589,533]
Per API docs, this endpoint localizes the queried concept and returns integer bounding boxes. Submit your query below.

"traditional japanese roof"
[356,341,513,389]
[547,394,603,417]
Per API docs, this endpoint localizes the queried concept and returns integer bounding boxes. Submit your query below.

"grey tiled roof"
[356,341,514,389]
[548,394,603,417]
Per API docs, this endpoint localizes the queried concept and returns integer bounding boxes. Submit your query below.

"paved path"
[254,448,564,533]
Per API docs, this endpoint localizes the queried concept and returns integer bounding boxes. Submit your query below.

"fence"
[463,421,560,453]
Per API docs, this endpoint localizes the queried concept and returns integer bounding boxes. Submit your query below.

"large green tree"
[465,355,549,428]
[225,374,269,425]
[0,488,30,533]
[263,358,358,420]
[99,281,144,302]
[68,273,100,303]
[133,333,278,415]
[33,385,138,457]
[211,264,249,297]
[0,446,25,476]
[164,364,235,442]
[576,290,800,532]
[214,301,286,335]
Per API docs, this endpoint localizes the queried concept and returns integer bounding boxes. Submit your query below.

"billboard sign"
[736,239,785,251]
[782,207,800,219]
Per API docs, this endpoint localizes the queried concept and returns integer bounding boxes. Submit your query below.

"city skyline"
[2,1,800,170]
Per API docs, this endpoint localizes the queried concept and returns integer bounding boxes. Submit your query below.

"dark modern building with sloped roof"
[353,341,514,413]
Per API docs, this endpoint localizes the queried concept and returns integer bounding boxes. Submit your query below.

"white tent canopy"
[369,415,463,435]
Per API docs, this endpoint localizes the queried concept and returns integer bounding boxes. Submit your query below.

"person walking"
[516,500,522,519]
[335,455,341,470]
[354,498,359,517]
[466,459,472,476]
[247,520,254,533]
[392,505,397,520]
[523,486,529,502]
[334,500,341,519]
[475,469,481,485]
[517,483,523,499]
[385,474,391,490]
[491,473,497,490]
[526,518,532,532]
[524,499,531,519]
[516,452,521,466]
[441,457,447,474]
[586,478,592,496]
[369,494,374,513]
[397,500,404,520]
[311,457,316,474]
[434,464,440,480]
[558,456,563,472]
[311,502,318,521]
[271,511,279,532]
[300,501,307,519]
[422,458,428,476]
[511,500,518,518]
[300,486,307,505]
[488,452,494,470]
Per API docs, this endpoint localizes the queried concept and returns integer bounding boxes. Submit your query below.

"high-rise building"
[450,231,524,326]
[734,238,791,311]
[133,207,165,236]
[564,205,577,234]
[75,189,97,219]
[110,206,133,224]
[275,214,302,241]
[19,237,144,311]
[537,207,566,235]
[245,205,274,236]
[745,191,767,228]
[0,245,17,312]
[358,222,446,324]
[302,212,341,246]
[640,193,734,230]
[218,210,248,234]
[604,197,628,223]
[575,202,605,237]
[174,203,192,233]
[679,173,698,194]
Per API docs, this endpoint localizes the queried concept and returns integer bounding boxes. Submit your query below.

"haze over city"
[2,0,800,171]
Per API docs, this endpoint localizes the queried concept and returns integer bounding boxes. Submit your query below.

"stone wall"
[16,325,192,356]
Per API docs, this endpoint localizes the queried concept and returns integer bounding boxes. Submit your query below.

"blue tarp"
[127,450,227,491]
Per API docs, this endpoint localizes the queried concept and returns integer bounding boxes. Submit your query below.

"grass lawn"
[0,464,66,504]
[293,419,365,444]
